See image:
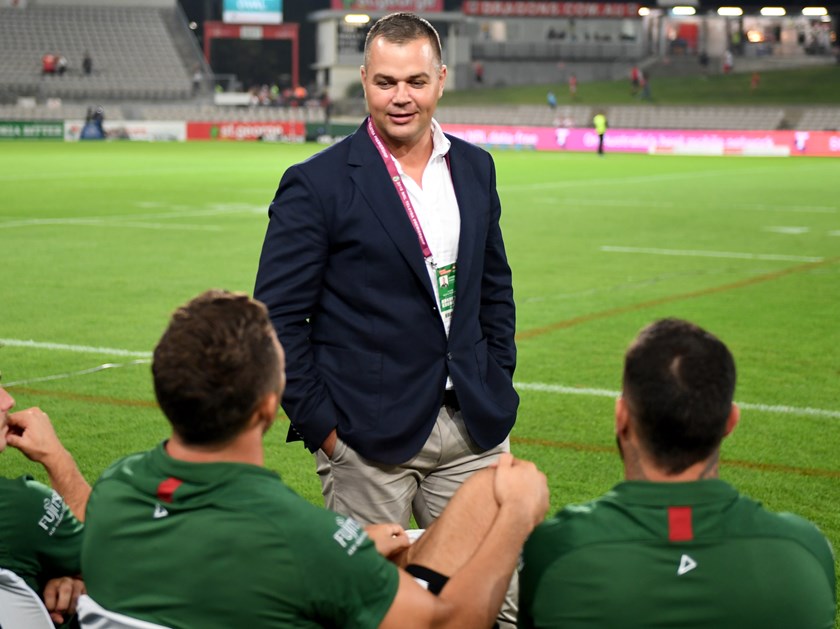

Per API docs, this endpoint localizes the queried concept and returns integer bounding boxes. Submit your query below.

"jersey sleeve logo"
[332,516,368,556]
[677,554,697,576]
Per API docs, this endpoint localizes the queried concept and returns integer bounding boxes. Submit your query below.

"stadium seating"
[0,5,193,102]
[436,105,592,128]
[605,105,786,130]
[796,108,840,131]
[435,105,791,131]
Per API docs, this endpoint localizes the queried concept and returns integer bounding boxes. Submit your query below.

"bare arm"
[6,407,91,521]
[380,454,549,629]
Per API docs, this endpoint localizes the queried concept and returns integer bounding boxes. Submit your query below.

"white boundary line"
[538,198,837,214]
[4,360,151,387]
[0,339,151,358]
[3,339,838,420]
[514,382,840,420]
[601,246,823,263]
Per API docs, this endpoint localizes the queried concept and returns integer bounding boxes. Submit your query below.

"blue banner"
[223,0,282,24]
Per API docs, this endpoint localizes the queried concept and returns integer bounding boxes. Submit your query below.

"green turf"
[1,141,838,623]
[441,65,840,106]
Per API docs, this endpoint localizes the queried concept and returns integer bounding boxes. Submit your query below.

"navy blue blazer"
[255,119,518,465]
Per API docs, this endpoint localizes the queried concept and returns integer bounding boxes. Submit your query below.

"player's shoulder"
[0,474,53,503]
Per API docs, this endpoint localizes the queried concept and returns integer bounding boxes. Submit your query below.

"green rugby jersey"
[0,475,83,594]
[82,442,399,628]
[519,480,835,629]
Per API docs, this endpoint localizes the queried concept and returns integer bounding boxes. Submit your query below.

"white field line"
[4,359,150,387]
[0,165,245,182]
[0,218,223,231]
[0,204,266,230]
[3,339,837,420]
[0,339,151,358]
[549,198,837,214]
[514,382,840,420]
[601,246,823,263]
[499,167,783,192]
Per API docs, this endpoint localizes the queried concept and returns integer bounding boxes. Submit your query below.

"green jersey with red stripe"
[81,442,399,629]
[519,480,835,629]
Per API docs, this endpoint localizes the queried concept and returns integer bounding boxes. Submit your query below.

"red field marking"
[516,256,839,341]
[511,436,840,479]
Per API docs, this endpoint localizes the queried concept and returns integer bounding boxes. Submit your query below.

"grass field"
[1,140,838,621]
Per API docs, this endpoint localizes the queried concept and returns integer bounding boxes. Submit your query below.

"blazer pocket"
[474,337,519,412]
[313,344,382,430]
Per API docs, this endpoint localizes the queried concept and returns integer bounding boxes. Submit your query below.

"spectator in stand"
[293,84,308,105]
[191,66,203,95]
[723,49,734,74]
[699,50,710,76]
[750,71,761,92]
[82,51,92,75]
[640,69,652,100]
[41,53,57,75]
[473,60,484,84]
[56,54,68,76]
[568,73,577,100]
[630,65,640,95]
[547,91,557,110]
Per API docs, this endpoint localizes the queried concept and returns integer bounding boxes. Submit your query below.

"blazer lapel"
[348,125,435,303]
[447,139,478,301]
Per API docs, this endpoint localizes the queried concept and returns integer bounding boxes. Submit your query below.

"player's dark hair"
[363,12,442,69]
[153,290,281,446]
[622,318,736,474]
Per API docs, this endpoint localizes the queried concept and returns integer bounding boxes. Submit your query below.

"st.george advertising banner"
[331,0,443,11]
[187,121,305,142]
[442,124,840,157]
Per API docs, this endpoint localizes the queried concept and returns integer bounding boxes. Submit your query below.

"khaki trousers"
[315,405,517,628]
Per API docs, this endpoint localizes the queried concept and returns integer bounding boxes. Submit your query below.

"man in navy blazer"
[254,13,517,538]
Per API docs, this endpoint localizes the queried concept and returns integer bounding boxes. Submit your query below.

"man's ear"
[723,403,740,438]
[615,397,631,439]
[252,391,279,433]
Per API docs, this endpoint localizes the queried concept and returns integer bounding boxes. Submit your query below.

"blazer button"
[446,352,453,361]
[432,306,438,312]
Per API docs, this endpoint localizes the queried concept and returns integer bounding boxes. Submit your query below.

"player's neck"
[623,443,720,482]
[165,428,264,467]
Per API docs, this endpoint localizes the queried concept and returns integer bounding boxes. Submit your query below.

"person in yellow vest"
[593,111,607,156]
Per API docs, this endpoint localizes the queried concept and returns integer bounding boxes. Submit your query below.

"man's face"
[0,387,15,453]
[361,35,446,154]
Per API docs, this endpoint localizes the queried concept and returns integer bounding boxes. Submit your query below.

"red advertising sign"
[331,0,443,11]
[462,1,641,18]
[440,123,840,158]
[187,121,305,142]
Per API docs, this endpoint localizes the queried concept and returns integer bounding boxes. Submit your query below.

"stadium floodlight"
[639,7,651,15]
[717,6,744,15]
[672,6,697,14]
[760,6,786,15]
[344,14,371,24]
[801,6,827,15]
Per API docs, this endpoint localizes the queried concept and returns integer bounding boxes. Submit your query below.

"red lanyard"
[366,118,435,262]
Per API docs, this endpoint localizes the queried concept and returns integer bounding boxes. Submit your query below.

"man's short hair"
[363,12,442,69]
[152,290,281,446]
[622,318,736,474]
